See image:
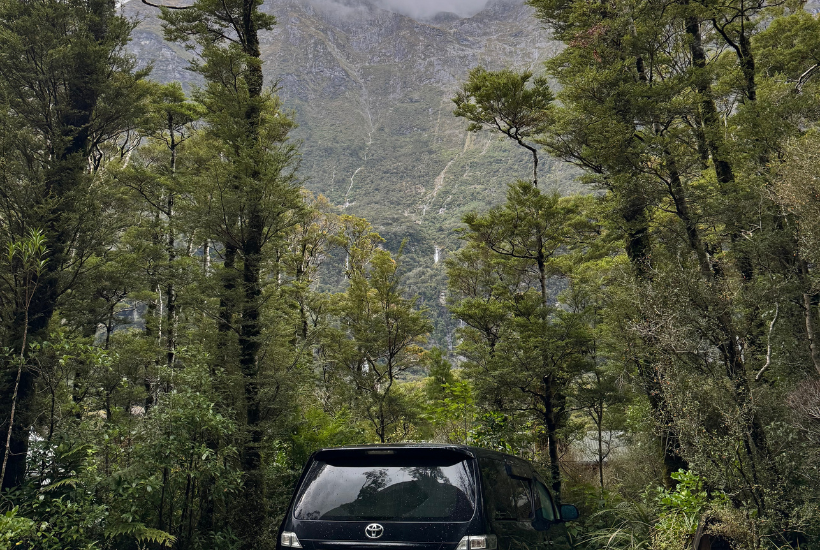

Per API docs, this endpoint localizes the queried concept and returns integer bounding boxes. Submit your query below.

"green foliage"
[0,507,35,550]
[656,471,713,517]
[520,0,820,540]
[424,351,476,444]
[6,0,820,547]
[454,68,554,186]
[4,441,114,549]
[574,471,726,550]
[652,471,727,550]
[582,498,654,550]
[447,181,613,496]
[468,412,517,453]
[424,348,456,400]
[160,0,275,52]
[453,67,554,138]
[19,494,107,550]
[322,234,432,443]
[288,408,368,468]
[6,229,48,281]
[105,523,176,547]
[0,0,151,491]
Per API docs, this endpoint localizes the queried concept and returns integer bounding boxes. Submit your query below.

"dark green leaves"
[453,67,554,141]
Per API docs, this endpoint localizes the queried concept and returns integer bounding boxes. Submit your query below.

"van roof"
[312,443,530,465]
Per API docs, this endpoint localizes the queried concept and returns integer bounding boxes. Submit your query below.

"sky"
[372,0,490,19]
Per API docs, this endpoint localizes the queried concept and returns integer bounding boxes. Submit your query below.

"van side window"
[479,458,533,521]
[533,480,556,522]
[479,458,517,520]
[511,478,533,520]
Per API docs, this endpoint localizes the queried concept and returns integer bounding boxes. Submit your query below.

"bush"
[0,507,36,550]
[652,470,726,550]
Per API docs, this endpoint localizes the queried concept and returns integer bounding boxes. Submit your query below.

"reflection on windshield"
[295,461,476,521]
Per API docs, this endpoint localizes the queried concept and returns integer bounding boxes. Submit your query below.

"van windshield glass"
[294,455,476,522]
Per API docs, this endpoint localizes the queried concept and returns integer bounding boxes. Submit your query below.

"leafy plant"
[0,507,35,550]
[652,470,726,550]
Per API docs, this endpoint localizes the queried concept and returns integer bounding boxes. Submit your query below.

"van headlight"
[456,535,497,550]
[281,532,303,548]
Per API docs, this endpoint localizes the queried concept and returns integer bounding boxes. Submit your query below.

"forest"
[2,0,820,548]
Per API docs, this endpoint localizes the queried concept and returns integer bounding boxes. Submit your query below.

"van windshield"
[294,454,476,522]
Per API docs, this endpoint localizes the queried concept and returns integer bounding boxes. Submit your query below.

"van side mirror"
[559,505,579,521]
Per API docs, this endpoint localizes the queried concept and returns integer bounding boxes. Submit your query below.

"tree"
[126,82,205,369]
[424,347,456,401]
[448,184,596,500]
[527,0,820,534]
[0,0,148,490]
[561,252,631,494]
[453,68,553,186]
[155,0,304,542]
[324,233,431,443]
[280,193,342,342]
[0,230,47,488]
[424,349,475,445]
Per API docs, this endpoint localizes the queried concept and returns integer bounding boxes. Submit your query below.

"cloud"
[376,0,490,19]
[302,0,493,20]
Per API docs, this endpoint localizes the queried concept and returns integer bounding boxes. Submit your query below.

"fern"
[41,477,79,492]
[135,527,177,547]
[106,521,176,548]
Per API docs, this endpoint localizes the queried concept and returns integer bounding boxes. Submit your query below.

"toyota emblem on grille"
[365,524,384,539]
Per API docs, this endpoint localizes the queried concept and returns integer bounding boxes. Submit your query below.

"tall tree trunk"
[166,234,176,368]
[167,129,178,368]
[619,197,690,487]
[637,358,688,488]
[738,31,757,103]
[597,408,604,493]
[685,12,735,188]
[665,144,771,506]
[379,399,386,443]
[542,374,561,502]
[536,242,563,501]
[296,257,309,341]
[219,245,237,342]
[718,335,768,515]
[685,11,759,280]
[239,216,263,478]
[619,52,690,484]
[236,5,267,545]
[664,149,713,278]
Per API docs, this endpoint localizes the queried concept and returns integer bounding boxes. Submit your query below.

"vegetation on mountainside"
[2,0,820,548]
[121,0,582,349]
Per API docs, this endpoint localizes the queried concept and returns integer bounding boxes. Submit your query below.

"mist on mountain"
[304,0,490,20]
[375,0,489,19]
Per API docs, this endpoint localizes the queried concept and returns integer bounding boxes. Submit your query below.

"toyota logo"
[365,524,384,539]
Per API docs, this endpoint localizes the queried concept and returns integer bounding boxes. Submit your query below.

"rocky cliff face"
[123,0,573,345]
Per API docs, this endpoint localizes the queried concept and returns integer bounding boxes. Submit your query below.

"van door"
[532,479,572,550]
[477,459,539,550]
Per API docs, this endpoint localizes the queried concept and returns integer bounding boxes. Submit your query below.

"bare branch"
[755,303,779,381]
[797,64,819,93]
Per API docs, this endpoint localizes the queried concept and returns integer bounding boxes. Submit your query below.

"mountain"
[123,0,576,346]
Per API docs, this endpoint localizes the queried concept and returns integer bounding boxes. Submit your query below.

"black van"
[277,444,578,550]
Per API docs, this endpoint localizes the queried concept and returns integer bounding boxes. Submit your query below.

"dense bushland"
[2,0,820,548]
